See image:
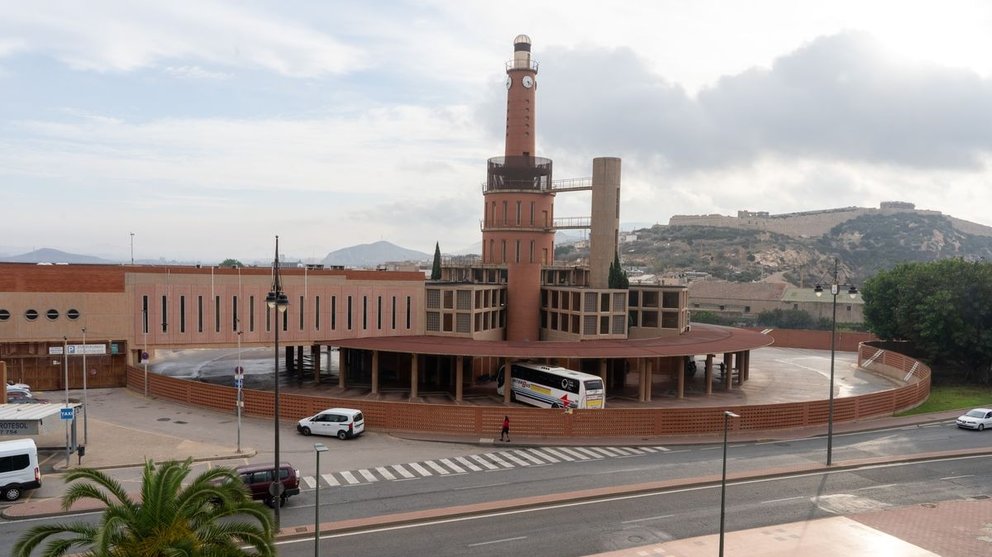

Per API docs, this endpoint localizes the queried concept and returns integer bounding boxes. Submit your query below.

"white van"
[0,438,42,501]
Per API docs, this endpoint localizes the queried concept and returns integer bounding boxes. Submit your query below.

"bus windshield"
[584,379,604,391]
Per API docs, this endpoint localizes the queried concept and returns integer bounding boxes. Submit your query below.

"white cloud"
[164,66,231,80]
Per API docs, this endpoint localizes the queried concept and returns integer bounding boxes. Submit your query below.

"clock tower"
[481,35,555,341]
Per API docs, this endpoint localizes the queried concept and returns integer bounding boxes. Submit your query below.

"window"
[516,200,521,225]
[515,240,520,263]
[315,296,320,330]
[249,296,255,332]
[347,296,353,330]
[46,309,59,320]
[197,296,203,333]
[67,308,80,320]
[530,202,535,225]
[161,296,167,332]
[180,296,186,333]
[299,295,304,330]
[331,296,337,330]
[362,296,368,330]
[215,296,221,333]
[0,309,11,321]
[142,296,149,333]
[502,201,508,224]
[406,296,411,329]
[377,296,382,329]
[0,454,29,473]
[391,297,396,329]
[233,295,238,332]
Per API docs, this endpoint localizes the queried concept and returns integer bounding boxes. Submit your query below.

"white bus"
[496,362,606,409]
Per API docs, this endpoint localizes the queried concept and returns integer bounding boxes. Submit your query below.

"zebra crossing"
[300,445,670,489]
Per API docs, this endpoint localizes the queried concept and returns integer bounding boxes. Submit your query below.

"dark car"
[234,462,300,508]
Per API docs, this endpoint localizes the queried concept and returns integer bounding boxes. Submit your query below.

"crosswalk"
[300,445,670,489]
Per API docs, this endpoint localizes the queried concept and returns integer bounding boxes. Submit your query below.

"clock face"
[522,75,534,88]
[505,76,511,89]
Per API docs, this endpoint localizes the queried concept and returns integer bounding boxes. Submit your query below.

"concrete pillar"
[638,359,646,402]
[645,359,653,402]
[296,345,304,376]
[339,348,347,389]
[455,356,464,402]
[502,358,512,404]
[742,351,750,382]
[599,359,607,382]
[311,345,321,383]
[410,354,419,400]
[285,346,294,373]
[371,350,379,395]
[705,354,714,396]
[723,353,733,391]
[589,157,622,289]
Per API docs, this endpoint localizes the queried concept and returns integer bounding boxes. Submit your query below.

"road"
[3,420,989,555]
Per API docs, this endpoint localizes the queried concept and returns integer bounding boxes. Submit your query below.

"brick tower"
[481,35,555,341]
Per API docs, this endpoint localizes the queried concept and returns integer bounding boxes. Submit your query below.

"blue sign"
[60,407,74,420]
[234,378,243,388]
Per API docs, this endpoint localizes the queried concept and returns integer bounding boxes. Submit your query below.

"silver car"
[955,408,992,431]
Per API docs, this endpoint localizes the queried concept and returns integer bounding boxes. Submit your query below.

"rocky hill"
[617,212,992,285]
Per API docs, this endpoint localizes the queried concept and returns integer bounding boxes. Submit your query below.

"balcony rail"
[552,216,591,230]
[506,59,539,72]
[551,177,592,192]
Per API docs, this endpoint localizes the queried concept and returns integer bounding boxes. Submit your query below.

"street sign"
[60,407,74,420]
[234,378,243,388]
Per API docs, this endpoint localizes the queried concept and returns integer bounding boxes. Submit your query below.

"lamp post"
[81,327,88,445]
[143,307,149,397]
[314,442,328,556]
[266,235,290,529]
[719,410,740,557]
[130,232,134,265]
[814,258,858,466]
[63,336,70,469]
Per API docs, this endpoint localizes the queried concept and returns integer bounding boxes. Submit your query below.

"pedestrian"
[500,415,510,442]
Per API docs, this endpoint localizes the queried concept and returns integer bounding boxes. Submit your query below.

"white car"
[296,408,365,440]
[955,408,992,431]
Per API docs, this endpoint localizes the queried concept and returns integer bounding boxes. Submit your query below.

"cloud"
[164,66,231,80]
[0,1,365,77]
[536,32,992,172]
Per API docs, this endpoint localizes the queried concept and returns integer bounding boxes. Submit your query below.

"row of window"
[141,294,414,335]
[0,308,80,322]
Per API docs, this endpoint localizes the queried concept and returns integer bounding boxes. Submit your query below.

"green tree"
[219,259,244,268]
[608,251,629,289]
[14,458,274,557]
[430,242,442,280]
[862,259,992,385]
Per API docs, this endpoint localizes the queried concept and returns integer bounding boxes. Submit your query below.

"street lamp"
[719,410,740,557]
[314,442,328,556]
[266,235,290,529]
[814,258,858,466]
[130,232,134,265]
[81,328,88,445]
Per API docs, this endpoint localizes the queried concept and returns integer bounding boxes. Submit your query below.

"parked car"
[1,438,42,501]
[233,462,300,508]
[297,408,365,440]
[5,386,48,404]
[955,408,992,431]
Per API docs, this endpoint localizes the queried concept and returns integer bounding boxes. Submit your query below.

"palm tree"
[14,458,274,557]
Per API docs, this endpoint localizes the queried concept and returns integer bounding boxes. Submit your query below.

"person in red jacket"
[500,415,510,442]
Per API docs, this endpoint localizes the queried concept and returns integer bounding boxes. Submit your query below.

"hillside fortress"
[669,202,992,238]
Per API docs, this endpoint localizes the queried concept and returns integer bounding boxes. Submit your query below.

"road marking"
[469,455,500,470]
[514,450,547,465]
[408,462,433,477]
[940,475,974,480]
[622,514,674,524]
[391,464,415,479]
[339,471,360,485]
[497,451,531,467]
[571,447,604,459]
[358,469,378,482]
[424,460,450,475]
[555,447,590,460]
[588,447,624,457]
[540,447,575,461]
[484,453,515,468]
[454,456,483,471]
[762,496,804,504]
[440,458,466,473]
[321,473,340,487]
[855,484,895,491]
[375,466,396,480]
[467,536,527,547]
[302,476,316,489]
[524,448,560,463]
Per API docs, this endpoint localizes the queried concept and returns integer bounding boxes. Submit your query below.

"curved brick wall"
[125,342,930,438]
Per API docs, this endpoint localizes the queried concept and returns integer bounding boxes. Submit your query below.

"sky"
[3,1,992,263]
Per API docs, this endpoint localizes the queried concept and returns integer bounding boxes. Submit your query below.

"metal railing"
[551,177,592,192]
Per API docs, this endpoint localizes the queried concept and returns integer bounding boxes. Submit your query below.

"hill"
[0,248,114,264]
[621,212,992,285]
[321,241,429,268]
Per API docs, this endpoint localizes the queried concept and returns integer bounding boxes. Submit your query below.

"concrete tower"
[481,35,555,341]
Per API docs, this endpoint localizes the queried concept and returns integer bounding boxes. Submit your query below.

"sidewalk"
[3,388,987,557]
